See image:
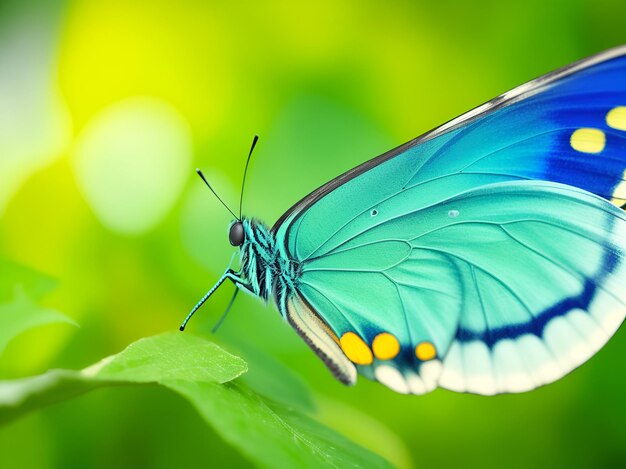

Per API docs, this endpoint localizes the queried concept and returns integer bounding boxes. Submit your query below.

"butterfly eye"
[229,221,245,246]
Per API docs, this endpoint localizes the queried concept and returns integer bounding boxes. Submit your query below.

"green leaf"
[0,369,107,425]
[171,381,392,469]
[0,333,247,424]
[0,332,392,468]
[232,341,316,412]
[88,332,247,384]
[0,287,76,357]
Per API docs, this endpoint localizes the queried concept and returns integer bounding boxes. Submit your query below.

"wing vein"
[413,245,536,321]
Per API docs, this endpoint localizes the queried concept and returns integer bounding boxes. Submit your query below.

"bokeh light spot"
[72,97,192,234]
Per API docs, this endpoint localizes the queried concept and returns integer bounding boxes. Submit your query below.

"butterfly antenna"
[239,135,259,218]
[196,169,239,220]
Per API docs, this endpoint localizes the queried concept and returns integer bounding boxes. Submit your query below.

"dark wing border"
[271,45,626,234]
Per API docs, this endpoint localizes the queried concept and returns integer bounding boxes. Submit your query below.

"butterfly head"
[228,220,245,246]
[227,218,259,251]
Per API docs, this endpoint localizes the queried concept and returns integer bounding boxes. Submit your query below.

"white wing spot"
[375,365,410,394]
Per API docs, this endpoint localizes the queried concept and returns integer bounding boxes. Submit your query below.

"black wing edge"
[271,44,626,234]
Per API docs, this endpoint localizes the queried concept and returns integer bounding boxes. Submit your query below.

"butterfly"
[181,45,626,395]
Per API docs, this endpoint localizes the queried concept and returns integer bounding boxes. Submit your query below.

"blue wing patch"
[402,53,626,204]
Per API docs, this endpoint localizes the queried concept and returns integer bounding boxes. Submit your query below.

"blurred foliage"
[0,287,75,356]
[1,0,626,467]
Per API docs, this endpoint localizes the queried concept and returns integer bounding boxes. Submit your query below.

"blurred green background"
[1,0,626,467]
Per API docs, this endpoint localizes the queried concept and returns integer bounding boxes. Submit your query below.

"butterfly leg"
[180,268,248,331]
[211,288,240,333]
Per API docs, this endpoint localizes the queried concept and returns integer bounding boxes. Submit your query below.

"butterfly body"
[225,219,357,384]
[194,46,626,395]
[233,219,304,311]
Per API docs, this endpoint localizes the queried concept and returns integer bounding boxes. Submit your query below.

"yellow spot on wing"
[416,341,437,361]
[607,106,626,131]
[372,332,400,360]
[340,332,373,365]
[570,128,606,154]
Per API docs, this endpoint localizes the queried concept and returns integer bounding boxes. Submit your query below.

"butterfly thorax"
[238,219,301,308]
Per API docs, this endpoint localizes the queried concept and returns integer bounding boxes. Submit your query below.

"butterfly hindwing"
[295,181,626,394]
[274,47,626,394]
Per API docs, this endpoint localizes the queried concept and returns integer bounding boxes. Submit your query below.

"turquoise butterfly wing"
[274,46,626,394]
